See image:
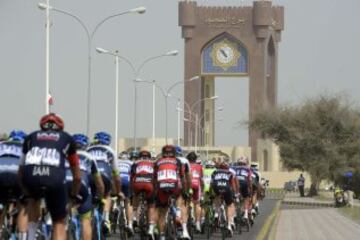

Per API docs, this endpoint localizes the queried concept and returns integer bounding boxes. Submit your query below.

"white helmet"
[237,156,249,165]
[250,162,259,169]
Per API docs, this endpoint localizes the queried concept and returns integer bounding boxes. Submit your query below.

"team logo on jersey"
[37,132,60,141]
[32,166,50,176]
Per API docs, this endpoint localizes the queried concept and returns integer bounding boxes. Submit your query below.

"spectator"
[298,174,305,197]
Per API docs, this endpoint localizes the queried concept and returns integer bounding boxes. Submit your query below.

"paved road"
[109,198,278,240]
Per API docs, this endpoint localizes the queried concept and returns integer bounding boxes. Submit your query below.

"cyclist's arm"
[68,153,81,197]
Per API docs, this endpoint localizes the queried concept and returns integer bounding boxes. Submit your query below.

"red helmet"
[162,145,176,157]
[40,113,64,131]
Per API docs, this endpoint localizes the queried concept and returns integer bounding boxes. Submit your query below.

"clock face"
[216,44,235,64]
[210,38,241,71]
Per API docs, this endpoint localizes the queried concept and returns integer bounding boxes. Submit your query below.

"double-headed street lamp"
[136,76,199,147]
[96,48,178,150]
[38,1,145,132]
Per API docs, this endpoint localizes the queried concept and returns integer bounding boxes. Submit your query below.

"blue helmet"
[9,130,27,143]
[73,134,89,148]
[129,150,140,160]
[93,132,111,145]
[175,146,183,156]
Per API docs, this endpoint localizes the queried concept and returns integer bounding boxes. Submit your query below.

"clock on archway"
[210,38,241,71]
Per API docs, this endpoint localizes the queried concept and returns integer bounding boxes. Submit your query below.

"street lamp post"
[38,2,146,134]
[95,48,120,158]
[134,79,157,153]
[96,49,178,150]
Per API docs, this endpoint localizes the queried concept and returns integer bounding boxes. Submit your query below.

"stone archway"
[179,0,284,161]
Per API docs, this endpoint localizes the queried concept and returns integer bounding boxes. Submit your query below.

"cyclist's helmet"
[119,151,129,160]
[129,150,140,160]
[40,113,64,131]
[216,158,229,170]
[139,150,151,159]
[93,132,111,145]
[238,156,249,166]
[205,160,215,168]
[186,151,197,163]
[162,145,176,158]
[72,134,89,149]
[175,146,183,157]
[250,162,259,170]
[9,130,27,143]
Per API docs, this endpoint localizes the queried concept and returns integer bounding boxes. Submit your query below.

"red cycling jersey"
[154,157,184,206]
[131,160,155,201]
[190,163,203,190]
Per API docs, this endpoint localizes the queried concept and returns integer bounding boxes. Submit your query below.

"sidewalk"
[273,193,360,240]
[274,208,360,240]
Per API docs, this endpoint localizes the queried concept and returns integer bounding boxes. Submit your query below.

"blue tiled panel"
[202,37,248,74]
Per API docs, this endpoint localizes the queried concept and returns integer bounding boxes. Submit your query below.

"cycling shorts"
[191,185,202,203]
[23,166,67,221]
[240,181,251,198]
[213,185,234,206]
[97,161,112,194]
[156,182,181,208]
[0,172,20,203]
[132,182,155,204]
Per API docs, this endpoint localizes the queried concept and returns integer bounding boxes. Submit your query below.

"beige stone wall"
[262,171,311,189]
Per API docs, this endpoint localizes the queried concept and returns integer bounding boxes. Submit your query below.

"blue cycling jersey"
[0,141,22,173]
[116,159,133,186]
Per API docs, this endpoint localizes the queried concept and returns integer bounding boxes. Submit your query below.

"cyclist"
[131,150,156,239]
[0,130,27,240]
[233,157,252,220]
[187,151,204,233]
[18,113,82,240]
[201,160,216,224]
[250,162,261,215]
[87,131,121,235]
[116,150,135,234]
[174,146,191,239]
[154,145,188,240]
[65,134,105,240]
[210,159,238,237]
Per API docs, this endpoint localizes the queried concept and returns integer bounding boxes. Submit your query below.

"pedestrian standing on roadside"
[298,174,305,197]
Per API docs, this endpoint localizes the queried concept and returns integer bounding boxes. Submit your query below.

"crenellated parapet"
[179,0,284,41]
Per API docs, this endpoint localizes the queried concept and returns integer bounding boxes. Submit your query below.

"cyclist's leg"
[46,183,68,240]
[192,187,202,231]
[224,188,235,230]
[122,184,133,231]
[100,174,112,230]
[17,202,28,240]
[156,191,169,236]
[78,188,93,240]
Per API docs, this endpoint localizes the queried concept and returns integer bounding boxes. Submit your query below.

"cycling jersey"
[117,159,133,187]
[203,167,216,193]
[21,130,78,221]
[155,157,184,207]
[211,168,235,205]
[177,156,190,174]
[116,159,133,198]
[190,162,203,202]
[87,144,117,194]
[0,141,22,202]
[232,165,252,198]
[131,159,155,203]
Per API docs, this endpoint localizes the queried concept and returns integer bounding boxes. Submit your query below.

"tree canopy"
[249,94,360,195]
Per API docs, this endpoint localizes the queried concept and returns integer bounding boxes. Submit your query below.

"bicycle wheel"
[220,208,227,240]
[118,209,129,240]
[203,206,212,240]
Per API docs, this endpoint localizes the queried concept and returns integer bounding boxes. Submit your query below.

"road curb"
[282,200,334,208]
[256,200,282,240]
